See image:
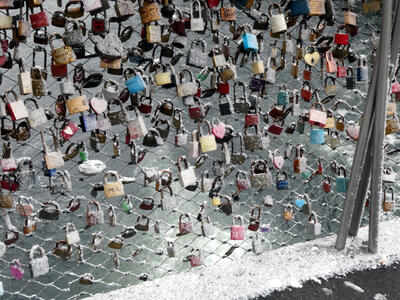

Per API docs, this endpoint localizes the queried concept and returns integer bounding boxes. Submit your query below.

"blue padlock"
[242,32,259,52]
[310,128,325,144]
[357,58,368,81]
[290,0,310,16]
[336,166,349,193]
[232,0,250,9]
[79,113,98,132]
[277,85,289,106]
[124,68,147,94]
[276,171,289,190]
[42,159,56,177]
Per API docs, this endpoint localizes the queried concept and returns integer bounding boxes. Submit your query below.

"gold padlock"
[50,34,76,66]
[146,24,161,43]
[155,65,172,86]
[100,58,122,69]
[66,89,89,115]
[251,53,264,75]
[18,61,32,95]
[309,0,326,16]
[103,171,124,198]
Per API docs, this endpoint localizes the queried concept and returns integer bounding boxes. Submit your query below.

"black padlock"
[346,67,356,90]
[219,94,232,116]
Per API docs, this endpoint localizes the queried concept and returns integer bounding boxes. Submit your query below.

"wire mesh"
[0,0,396,299]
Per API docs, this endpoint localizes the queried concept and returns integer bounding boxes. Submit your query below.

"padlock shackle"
[179,212,191,223]
[268,3,283,16]
[177,156,190,172]
[232,214,244,225]
[87,200,101,213]
[103,170,120,184]
[383,186,394,201]
[251,205,261,219]
[29,244,46,260]
[308,211,318,224]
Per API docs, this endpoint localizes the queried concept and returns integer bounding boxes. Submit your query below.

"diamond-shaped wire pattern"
[0,1,396,299]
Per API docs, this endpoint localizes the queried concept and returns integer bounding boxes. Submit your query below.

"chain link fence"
[0,0,396,299]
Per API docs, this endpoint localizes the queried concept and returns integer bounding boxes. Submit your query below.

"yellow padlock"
[198,120,217,152]
[66,89,89,115]
[212,196,221,206]
[154,64,172,86]
[103,171,124,198]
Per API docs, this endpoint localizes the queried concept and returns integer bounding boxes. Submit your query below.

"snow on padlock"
[308,211,322,236]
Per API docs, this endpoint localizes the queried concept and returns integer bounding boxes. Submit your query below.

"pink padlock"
[10,259,24,280]
[189,249,202,267]
[211,118,226,139]
[178,213,193,235]
[230,215,245,240]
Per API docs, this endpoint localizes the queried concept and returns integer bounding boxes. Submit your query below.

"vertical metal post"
[368,0,393,253]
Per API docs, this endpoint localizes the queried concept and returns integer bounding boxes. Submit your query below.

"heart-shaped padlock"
[346,121,360,141]
[272,150,285,170]
[211,119,226,140]
[90,96,108,115]
[304,46,320,67]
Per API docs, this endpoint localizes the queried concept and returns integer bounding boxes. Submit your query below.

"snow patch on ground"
[88,218,400,300]
[374,293,388,300]
[344,281,365,293]
[322,288,333,296]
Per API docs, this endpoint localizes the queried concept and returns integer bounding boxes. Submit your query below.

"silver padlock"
[307,211,322,236]
[167,241,175,257]
[252,233,263,254]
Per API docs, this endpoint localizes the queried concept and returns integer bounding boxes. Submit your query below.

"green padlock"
[79,142,88,162]
[122,195,133,213]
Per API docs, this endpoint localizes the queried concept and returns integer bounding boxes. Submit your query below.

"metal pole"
[368,0,393,253]
[349,0,400,237]
[348,137,373,235]
[335,40,381,250]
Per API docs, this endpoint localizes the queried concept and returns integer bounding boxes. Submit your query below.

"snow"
[88,218,400,300]
[344,281,365,293]
[374,293,388,300]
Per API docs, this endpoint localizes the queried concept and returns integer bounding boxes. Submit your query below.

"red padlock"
[334,28,349,45]
[322,176,331,193]
[138,96,153,115]
[301,81,312,101]
[217,82,230,94]
[92,17,106,34]
[60,121,79,141]
[245,107,260,127]
[1,174,19,192]
[391,81,400,94]
[336,61,347,78]
[268,120,284,135]
[51,60,68,78]
[207,0,221,9]
[29,5,49,29]
[303,65,312,81]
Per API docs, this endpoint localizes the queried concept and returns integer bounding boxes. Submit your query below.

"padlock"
[125,68,147,93]
[268,3,286,33]
[189,249,202,267]
[357,57,368,81]
[86,200,104,227]
[244,125,264,150]
[336,115,345,131]
[189,130,200,158]
[250,159,272,190]
[308,211,322,235]
[49,33,76,66]
[177,156,197,188]
[231,135,247,165]
[242,25,258,52]
[310,126,325,144]
[41,130,64,170]
[303,46,320,67]
[16,196,34,217]
[265,57,277,84]
[127,108,148,140]
[324,76,337,96]
[103,171,124,198]
[248,205,261,232]
[10,259,24,280]
[301,81,312,101]
[220,0,236,21]
[322,176,331,193]
[334,27,349,45]
[198,120,217,152]
[121,195,133,213]
[201,216,214,237]
[346,121,360,140]
[251,53,264,75]
[336,166,349,193]
[167,241,175,257]
[362,0,381,14]
[190,0,205,31]
[233,81,250,113]
[146,23,161,43]
[382,186,395,212]
[5,90,28,121]
[187,39,208,69]
[276,170,289,190]
[325,51,337,73]
[29,245,49,278]
[309,102,327,128]
[231,215,244,240]
[267,120,284,136]
[179,213,193,235]
[309,0,325,15]
[65,223,80,245]
[177,69,197,98]
[329,131,341,149]
[290,57,300,79]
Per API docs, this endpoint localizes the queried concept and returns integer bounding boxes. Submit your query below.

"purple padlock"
[10,259,24,280]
